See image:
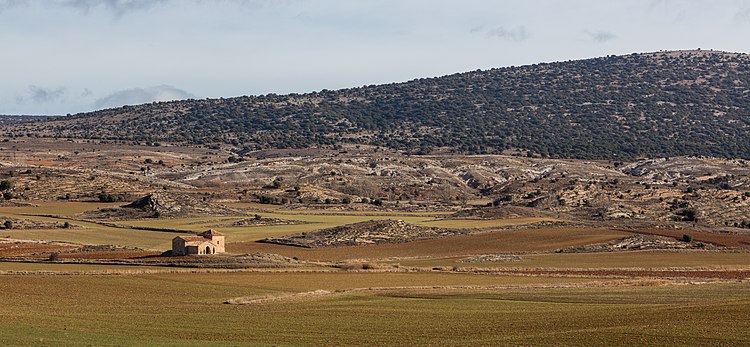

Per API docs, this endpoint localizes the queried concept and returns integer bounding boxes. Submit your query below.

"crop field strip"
[0,271,748,346]
[0,202,571,250]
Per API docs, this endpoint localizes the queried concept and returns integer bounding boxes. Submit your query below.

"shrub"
[98,192,117,202]
[48,252,59,261]
[682,234,694,242]
[63,221,71,228]
[676,208,698,222]
[3,220,12,229]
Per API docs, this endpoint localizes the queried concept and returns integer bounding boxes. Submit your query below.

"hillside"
[4,50,750,159]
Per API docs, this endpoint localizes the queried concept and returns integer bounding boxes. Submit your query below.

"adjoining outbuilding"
[172,229,225,256]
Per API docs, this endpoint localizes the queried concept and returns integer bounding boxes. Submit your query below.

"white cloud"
[16,85,66,104]
[94,85,194,109]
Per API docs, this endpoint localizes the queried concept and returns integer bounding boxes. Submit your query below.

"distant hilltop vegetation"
[4,49,750,159]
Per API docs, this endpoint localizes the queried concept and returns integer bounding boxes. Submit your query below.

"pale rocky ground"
[0,140,748,232]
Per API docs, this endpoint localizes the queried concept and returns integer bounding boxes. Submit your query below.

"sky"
[2,0,750,115]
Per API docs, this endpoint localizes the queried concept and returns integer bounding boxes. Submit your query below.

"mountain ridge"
[4,49,750,159]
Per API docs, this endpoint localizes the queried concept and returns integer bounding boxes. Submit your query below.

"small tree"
[0,180,11,191]
[63,221,71,229]
[3,220,12,229]
[682,234,693,243]
[676,208,698,222]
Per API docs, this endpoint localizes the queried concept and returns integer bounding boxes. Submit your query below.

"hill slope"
[4,50,750,159]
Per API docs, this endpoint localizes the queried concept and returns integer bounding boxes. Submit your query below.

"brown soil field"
[56,251,161,260]
[0,242,77,257]
[398,251,750,270]
[486,269,750,280]
[228,227,630,261]
[628,229,750,248]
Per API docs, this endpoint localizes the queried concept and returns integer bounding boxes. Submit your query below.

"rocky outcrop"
[260,220,470,248]
[556,235,713,253]
[81,192,241,220]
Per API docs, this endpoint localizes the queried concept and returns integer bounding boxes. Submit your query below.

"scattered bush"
[682,234,693,242]
[98,192,118,203]
[675,208,698,222]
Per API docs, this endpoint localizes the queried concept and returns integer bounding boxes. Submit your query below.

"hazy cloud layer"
[0,0,24,12]
[737,6,750,21]
[0,0,290,16]
[94,85,194,109]
[585,30,616,43]
[16,86,67,104]
[471,25,530,42]
[59,0,167,17]
[488,26,530,42]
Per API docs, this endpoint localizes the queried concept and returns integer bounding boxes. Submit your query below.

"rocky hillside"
[260,220,469,247]
[4,50,750,159]
[80,192,241,220]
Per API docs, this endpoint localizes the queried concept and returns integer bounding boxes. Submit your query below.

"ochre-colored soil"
[0,243,77,257]
[489,269,750,280]
[56,251,161,260]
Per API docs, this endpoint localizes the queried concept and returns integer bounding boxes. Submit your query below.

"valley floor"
[1,201,749,346]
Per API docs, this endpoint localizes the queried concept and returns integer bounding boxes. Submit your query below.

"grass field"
[0,271,748,346]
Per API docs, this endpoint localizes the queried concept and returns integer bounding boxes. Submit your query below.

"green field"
[0,201,558,249]
[0,271,748,346]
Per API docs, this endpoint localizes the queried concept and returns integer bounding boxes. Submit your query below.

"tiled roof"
[174,236,208,242]
[199,229,224,237]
